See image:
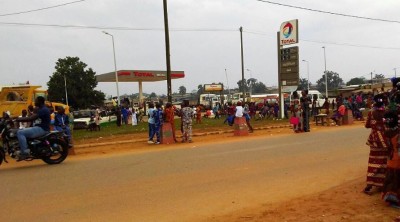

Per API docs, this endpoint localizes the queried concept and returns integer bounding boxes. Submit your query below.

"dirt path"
[70,121,400,221]
[211,177,399,222]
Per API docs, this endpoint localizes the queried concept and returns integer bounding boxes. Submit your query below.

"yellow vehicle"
[0,85,69,117]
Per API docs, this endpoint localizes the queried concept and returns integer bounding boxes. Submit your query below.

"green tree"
[197,84,203,95]
[316,71,344,93]
[297,78,310,90]
[149,92,157,99]
[253,82,267,94]
[237,78,249,93]
[346,77,366,86]
[178,85,187,95]
[373,73,385,83]
[47,56,105,109]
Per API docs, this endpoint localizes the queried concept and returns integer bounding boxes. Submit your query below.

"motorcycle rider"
[16,96,50,161]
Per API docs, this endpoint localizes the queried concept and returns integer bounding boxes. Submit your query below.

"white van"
[291,90,325,107]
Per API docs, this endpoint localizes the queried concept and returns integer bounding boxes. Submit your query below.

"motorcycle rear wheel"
[41,138,68,165]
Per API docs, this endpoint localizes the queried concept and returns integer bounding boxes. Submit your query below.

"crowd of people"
[146,100,194,144]
[115,106,144,127]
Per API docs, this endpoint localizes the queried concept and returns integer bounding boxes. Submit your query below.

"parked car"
[73,110,117,130]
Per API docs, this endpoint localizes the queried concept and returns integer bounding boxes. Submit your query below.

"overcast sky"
[1,0,400,97]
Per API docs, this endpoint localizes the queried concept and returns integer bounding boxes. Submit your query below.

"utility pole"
[240,27,245,101]
[163,0,172,103]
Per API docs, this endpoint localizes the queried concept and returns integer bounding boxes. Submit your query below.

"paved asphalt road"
[0,126,369,222]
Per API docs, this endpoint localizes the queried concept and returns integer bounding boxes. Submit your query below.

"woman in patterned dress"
[364,94,389,194]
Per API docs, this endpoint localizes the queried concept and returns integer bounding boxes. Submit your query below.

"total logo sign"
[280,19,298,46]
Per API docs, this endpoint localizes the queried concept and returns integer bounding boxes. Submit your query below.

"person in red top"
[164,103,177,142]
[223,102,235,126]
[382,110,400,206]
[196,104,202,124]
[331,102,346,126]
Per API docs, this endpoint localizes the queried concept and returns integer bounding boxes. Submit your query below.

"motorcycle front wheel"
[41,138,69,165]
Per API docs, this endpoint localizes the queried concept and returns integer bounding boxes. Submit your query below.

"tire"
[41,138,69,165]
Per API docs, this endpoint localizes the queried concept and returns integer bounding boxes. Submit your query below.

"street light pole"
[302,60,310,91]
[225,69,231,100]
[322,46,328,98]
[103,31,120,107]
[63,74,69,106]
[246,68,253,97]
[394,68,397,78]
[240,26,245,101]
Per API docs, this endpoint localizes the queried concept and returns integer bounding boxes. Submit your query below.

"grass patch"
[72,116,289,141]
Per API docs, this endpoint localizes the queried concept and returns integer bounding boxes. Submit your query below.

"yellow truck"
[0,85,69,117]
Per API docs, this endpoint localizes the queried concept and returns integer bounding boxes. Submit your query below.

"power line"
[0,0,87,17]
[0,21,237,32]
[255,0,400,24]
[1,21,399,50]
[243,30,400,50]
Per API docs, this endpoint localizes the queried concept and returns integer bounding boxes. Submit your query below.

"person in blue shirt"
[147,103,155,144]
[16,96,50,161]
[121,107,128,125]
[149,103,163,144]
[54,106,72,147]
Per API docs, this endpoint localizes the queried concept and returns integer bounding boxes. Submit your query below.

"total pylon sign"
[280,19,298,46]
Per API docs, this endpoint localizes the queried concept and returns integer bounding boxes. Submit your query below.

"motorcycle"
[0,117,69,166]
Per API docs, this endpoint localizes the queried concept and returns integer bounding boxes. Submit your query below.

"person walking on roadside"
[363,94,389,195]
[196,104,202,124]
[150,103,163,145]
[164,102,177,142]
[301,90,311,132]
[132,109,138,126]
[213,103,220,119]
[121,107,128,125]
[223,102,235,126]
[243,103,253,133]
[181,100,193,143]
[147,103,156,144]
[290,91,302,133]
[381,110,400,206]
[95,108,101,130]
[116,107,122,127]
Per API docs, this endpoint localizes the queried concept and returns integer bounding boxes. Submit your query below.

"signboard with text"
[204,84,224,92]
[280,19,298,46]
[280,46,299,87]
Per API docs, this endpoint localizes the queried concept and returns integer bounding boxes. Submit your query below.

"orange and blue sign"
[280,19,298,46]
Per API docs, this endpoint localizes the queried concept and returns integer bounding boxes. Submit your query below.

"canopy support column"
[139,81,144,107]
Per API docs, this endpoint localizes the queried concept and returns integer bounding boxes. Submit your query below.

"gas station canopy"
[96,70,185,82]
